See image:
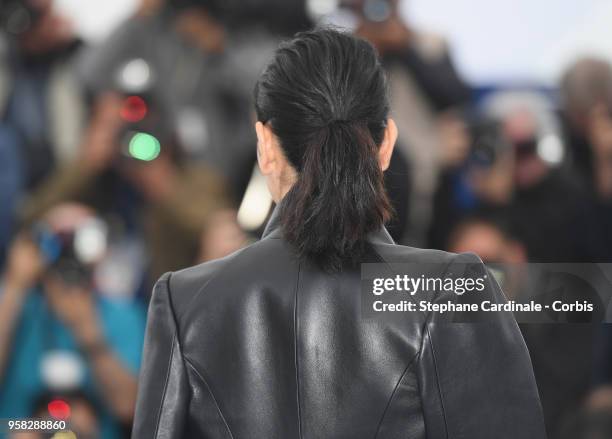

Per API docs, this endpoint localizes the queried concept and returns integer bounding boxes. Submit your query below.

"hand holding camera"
[43,272,102,348]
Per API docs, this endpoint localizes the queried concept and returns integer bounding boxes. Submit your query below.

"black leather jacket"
[132,209,546,439]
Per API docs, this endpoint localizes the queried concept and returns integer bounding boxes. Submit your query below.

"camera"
[467,117,509,168]
[34,218,108,286]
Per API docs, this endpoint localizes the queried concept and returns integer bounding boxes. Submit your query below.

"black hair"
[254,28,393,271]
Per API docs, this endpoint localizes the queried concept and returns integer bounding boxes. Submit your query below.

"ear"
[378,118,398,171]
[255,121,276,176]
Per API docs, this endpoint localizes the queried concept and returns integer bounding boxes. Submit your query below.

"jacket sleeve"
[132,272,190,439]
[416,253,547,439]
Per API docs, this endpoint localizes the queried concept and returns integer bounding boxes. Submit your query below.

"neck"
[273,168,298,203]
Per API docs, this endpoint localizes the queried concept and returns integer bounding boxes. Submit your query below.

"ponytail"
[280,120,392,271]
[254,29,392,271]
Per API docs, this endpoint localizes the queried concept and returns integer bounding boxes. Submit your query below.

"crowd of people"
[0,0,611,438]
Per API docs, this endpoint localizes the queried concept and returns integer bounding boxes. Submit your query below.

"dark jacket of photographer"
[131,208,546,439]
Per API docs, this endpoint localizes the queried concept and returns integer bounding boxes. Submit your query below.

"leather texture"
[132,208,547,439]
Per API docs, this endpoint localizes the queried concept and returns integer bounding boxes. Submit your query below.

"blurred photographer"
[18,90,237,284]
[0,0,88,263]
[0,203,146,439]
[429,91,602,262]
[76,0,286,201]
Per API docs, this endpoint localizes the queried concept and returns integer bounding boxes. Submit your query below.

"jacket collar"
[261,204,283,239]
[261,204,395,245]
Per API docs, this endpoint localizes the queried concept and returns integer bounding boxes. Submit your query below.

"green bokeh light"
[128,132,161,161]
